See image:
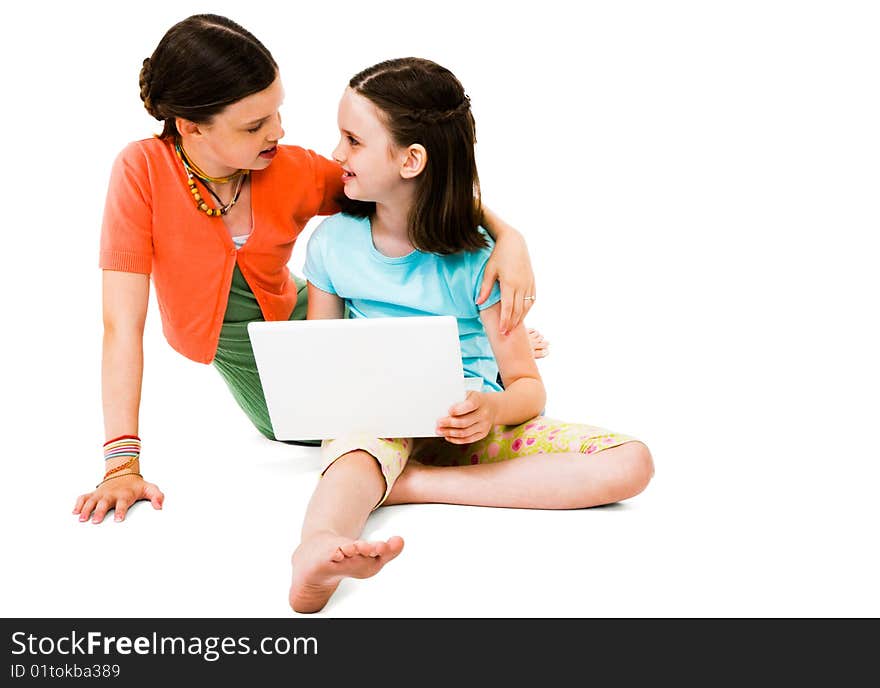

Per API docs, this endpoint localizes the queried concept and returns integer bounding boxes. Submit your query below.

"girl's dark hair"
[139,14,278,139]
[338,57,486,255]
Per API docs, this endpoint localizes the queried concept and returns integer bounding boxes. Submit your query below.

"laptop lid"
[247,315,468,441]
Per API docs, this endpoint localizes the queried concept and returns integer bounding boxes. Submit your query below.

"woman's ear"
[400,144,427,179]
[176,117,202,138]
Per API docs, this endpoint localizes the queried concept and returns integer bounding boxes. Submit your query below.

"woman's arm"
[73,271,164,523]
[436,302,546,443]
[306,283,346,320]
[101,271,149,439]
[478,205,536,335]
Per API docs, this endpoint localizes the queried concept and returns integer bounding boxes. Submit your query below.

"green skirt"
[212,264,308,441]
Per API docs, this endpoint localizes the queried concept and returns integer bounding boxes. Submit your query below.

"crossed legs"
[289,422,654,613]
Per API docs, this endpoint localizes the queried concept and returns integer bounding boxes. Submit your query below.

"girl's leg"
[290,437,410,613]
[384,420,653,510]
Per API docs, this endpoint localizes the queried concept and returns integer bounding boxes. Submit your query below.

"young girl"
[291,58,654,613]
[72,15,542,525]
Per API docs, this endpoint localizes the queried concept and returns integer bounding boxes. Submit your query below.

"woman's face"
[183,74,286,173]
[332,87,407,202]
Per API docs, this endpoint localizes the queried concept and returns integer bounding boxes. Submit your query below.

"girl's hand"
[477,231,535,336]
[73,474,164,524]
[436,391,498,444]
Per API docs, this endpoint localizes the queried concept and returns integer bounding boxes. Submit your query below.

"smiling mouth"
[260,146,277,155]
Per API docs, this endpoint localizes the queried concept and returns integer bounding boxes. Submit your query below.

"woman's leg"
[384,419,653,509]
[213,270,311,442]
[290,436,410,613]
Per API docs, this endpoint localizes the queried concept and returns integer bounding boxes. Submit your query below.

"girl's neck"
[371,199,415,257]
[372,202,409,237]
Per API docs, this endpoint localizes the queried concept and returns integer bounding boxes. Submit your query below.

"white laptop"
[248,315,482,441]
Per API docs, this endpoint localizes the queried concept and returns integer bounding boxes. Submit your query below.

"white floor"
[3,320,879,618]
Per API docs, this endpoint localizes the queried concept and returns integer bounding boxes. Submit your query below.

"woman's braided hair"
[139,58,161,120]
[137,14,278,139]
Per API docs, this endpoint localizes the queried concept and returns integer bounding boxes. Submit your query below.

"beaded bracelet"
[96,472,142,489]
[103,456,138,480]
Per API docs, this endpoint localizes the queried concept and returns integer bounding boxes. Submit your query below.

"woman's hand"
[477,230,536,336]
[436,391,498,444]
[73,474,164,524]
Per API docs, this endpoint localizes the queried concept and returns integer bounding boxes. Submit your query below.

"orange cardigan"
[99,137,343,363]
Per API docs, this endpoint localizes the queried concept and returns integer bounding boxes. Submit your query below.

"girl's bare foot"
[289,531,405,613]
[528,328,549,358]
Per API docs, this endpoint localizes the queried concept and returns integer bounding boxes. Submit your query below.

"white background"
[1,0,878,618]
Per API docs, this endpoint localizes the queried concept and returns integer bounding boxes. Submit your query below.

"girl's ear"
[400,144,427,179]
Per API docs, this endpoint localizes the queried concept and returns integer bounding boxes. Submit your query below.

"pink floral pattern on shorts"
[320,417,638,508]
[413,417,636,467]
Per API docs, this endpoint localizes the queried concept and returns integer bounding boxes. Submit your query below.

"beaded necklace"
[175,140,250,217]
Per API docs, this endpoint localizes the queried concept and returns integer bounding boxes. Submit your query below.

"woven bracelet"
[103,435,141,462]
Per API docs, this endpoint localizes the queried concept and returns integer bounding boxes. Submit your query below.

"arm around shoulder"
[476,205,536,333]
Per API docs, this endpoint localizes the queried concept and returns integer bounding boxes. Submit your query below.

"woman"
[73,14,541,524]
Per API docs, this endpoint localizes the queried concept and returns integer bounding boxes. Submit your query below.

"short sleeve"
[303,218,337,295]
[308,150,344,216]
[472,232,502,311]
[99,144,153,274]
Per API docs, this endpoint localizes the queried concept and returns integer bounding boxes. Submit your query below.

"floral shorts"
[320,416,639,508]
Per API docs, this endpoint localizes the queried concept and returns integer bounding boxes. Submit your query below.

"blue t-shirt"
[303,213,503,391]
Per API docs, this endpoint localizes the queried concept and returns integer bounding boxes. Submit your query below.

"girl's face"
[182,74,286,174]
[332,88,408,202]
